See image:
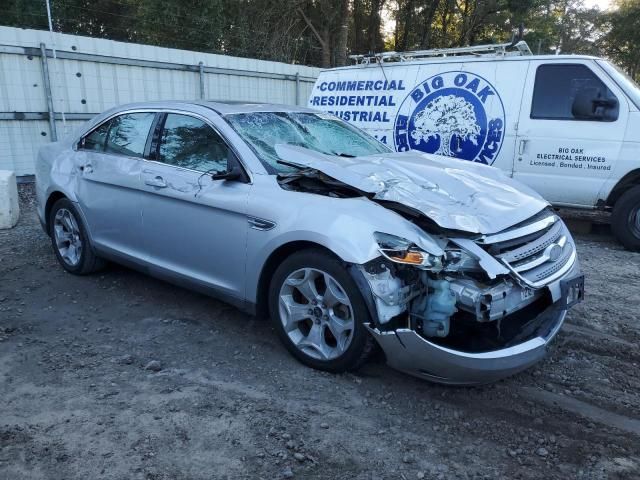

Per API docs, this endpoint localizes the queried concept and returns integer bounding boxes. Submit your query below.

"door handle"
[80,163,93,174]
[144,176,167,188]
[518,139,528,155]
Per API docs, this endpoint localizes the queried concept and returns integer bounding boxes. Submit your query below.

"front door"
[514,61,627,206]
[75,111,156,259]
[140,112,250,300]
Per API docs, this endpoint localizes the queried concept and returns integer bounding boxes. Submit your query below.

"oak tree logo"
[394,71,505,165]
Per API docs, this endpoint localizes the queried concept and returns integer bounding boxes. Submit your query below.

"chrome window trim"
[76,107,254,183]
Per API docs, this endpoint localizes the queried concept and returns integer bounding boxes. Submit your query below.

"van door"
[514,60,627,206]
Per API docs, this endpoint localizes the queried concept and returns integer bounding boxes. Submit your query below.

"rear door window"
[105,112,156,158]
[531,64,618,121]
[157,114,230,173]
[81,120,111,152]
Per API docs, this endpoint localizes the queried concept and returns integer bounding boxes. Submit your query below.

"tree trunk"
[297,7,331,68]
[437,132,453,156]
[353,0,363,53]
[398,0,415,51]
[322,27,332,67]
[419,0,440,48]
[368,0,384,52]
[335,0,350,66]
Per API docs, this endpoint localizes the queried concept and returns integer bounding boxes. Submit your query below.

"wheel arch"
[254,241,343,318]
[606,169,640,207]
[44,191,68,235]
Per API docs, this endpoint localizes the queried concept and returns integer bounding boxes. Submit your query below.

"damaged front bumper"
[367,303,567,385]
[357,254,584,385]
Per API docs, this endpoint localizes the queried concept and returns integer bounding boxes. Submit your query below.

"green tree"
[599,0,640,79]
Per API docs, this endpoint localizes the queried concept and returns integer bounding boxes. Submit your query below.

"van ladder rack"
[349,41,532,65]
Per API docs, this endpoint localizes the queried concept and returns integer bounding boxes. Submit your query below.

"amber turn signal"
[387,250,424,265]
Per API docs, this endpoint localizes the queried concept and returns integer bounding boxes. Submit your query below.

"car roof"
[200,101,318,115]
[103,100,317,116]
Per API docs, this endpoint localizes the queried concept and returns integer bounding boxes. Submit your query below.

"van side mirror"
[572,88,618,121]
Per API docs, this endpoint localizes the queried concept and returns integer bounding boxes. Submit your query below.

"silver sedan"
[36,101,584,384]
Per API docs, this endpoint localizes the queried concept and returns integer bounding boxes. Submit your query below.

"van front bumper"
[367,269,584,385]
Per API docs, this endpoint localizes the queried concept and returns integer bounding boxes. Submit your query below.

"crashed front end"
[355,210,584,385]
[274,145,585,384]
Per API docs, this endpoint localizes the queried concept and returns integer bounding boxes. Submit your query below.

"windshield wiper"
[329,151,356,158]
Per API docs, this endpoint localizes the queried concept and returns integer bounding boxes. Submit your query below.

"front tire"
[268,249,374,373]
[611,186,640,251]
[49,198,105,274]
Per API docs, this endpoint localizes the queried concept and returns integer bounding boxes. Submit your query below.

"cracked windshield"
[225,112,390,173]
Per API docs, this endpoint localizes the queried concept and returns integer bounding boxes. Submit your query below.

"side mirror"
[594,97,618,109]
[212,164,244,181]
[572,88,618,120]
[572,88,599,119]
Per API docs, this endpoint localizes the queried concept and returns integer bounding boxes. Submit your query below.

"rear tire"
[268,249,374,373]
[49,198,106,274]
[611,186,640,251]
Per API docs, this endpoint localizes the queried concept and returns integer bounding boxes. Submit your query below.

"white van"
[308,42,640,250]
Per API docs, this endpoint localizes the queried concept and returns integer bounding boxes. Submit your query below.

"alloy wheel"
[278,267,355,361]
[53,208,83,267]
[629,205,640,239]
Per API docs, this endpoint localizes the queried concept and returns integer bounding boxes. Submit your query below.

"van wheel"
[611,186,640,251]
[268,249,374,373]
[49,198,106,274]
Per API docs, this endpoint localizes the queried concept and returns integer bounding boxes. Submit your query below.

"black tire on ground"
[611,186,640,251]
[268,249,375,373]
[49,197,106,275]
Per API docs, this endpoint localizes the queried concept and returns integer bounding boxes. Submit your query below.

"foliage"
[598,0,640,80]
[1,0,639,78]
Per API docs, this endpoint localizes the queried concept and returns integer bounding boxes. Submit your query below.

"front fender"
[242,185,447,305]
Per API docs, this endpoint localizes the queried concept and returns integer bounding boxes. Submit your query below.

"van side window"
[105,112,156,158]
[80,120,111,152]
[531,64,619,122]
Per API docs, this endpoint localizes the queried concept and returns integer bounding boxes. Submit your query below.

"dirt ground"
[1,184,639,480]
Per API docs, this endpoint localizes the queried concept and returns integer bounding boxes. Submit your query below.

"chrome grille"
[478,212,576,288]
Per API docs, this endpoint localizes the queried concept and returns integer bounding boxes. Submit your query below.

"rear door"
[140,112,251,300]
[75,111,156,259]
[514,60,627,206]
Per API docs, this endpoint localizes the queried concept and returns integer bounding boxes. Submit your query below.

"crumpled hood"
[275,145,549,235]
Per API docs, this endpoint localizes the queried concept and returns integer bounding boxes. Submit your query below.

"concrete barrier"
[0,170,20,229]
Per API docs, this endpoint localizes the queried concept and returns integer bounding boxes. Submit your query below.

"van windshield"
[597,60,640,110]
[224,111,390,174]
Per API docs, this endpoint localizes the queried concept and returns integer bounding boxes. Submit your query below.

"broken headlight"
[374,232,443,270]
[442,246,482,272]
[374,233,481,273]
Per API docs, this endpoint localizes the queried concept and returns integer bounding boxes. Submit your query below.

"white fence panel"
[0,26,321,175]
